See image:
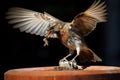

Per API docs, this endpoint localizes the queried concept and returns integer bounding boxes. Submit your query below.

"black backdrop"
[0,0,120,80]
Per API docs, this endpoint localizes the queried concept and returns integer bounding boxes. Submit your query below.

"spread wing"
[72,0,107,36]
[6,7,62,38]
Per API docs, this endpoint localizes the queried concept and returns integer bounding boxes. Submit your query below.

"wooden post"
[4,66,120,80]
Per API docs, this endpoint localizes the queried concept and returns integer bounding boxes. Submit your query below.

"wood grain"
[4,66,120,80]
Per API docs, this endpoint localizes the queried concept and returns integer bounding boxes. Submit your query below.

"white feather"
[13,20,34,28]
[40,22,49,36]
[6,7,60,38]
[84,0,107,22]
[25,20,40,33]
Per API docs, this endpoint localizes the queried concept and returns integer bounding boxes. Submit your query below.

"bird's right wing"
[6,7,62,38]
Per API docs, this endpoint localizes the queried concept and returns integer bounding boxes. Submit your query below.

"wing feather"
[73,0,107,36]
[6,7,61,38]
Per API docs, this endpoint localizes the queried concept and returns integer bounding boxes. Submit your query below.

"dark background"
[0,0,120,80]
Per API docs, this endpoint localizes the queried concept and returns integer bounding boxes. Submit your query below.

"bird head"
[47,23,63,32]
[45,23,63,38]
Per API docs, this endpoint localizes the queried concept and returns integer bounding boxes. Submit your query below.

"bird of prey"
[6,0,107,69]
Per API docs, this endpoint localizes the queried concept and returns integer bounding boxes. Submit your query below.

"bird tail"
[79,45,102,63]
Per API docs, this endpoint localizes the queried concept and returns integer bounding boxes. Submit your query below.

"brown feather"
[72,0,107,36]
[79,45,102,62]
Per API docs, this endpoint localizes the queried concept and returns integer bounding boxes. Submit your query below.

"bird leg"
[71,47,80,62]
[62,49,74,59]
[69,47,81,69]
[59,49,73,69]
[59,48,83,69]
[69,40,83,69]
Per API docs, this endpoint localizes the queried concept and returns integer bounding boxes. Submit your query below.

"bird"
[6,0,107,69]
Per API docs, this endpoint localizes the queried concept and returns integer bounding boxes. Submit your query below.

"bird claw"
[59,59,83,70]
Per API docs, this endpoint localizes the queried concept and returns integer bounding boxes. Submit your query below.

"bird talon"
[69,60,78,69]
[59,59,82,70]
[59,58,68,66]
[59,58,71,69]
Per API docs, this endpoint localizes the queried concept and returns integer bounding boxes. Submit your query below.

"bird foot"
[59,58,83,70]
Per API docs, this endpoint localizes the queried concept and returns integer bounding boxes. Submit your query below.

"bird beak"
[47,31,53,38]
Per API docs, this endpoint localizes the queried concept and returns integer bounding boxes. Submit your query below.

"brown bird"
[6,0,107,69]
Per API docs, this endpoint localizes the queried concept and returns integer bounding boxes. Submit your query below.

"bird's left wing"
[72,0,107,36]
[6,7,62,38]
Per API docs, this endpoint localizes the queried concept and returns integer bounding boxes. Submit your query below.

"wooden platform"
[4,66,120,80]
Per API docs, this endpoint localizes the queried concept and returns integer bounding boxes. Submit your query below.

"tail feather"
[79,45,102,62]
